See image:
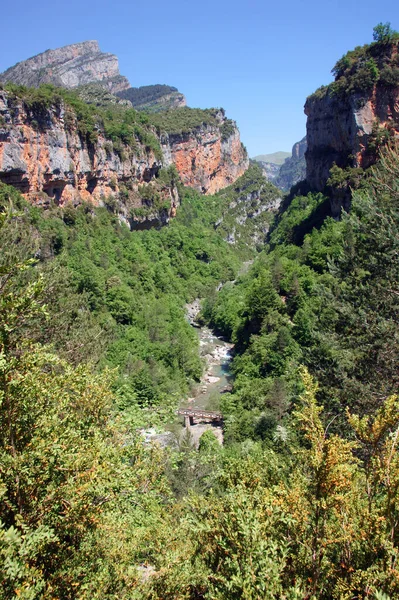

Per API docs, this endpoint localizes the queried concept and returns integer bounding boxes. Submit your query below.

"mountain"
[116,84,186,112]
[274,136,307,191]
[252,151,290,165]
[0,41,187,113]
[2,27,399,600]
[252,141,306,191]
[0,41,130,94]
[305,35,399,214]
[0,87,248,224]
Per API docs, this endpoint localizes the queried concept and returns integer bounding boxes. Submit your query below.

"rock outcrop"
[0,44,187,113]
[0,41,130,94]
[161,115,248,195]
[0,89,248,224]
[0,44,249,215]
[275,137,307,191]
[253,159,281,183]
[0,89,178,228]
[305,40,399,195]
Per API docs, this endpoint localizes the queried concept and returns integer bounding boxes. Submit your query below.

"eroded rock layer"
[162,119,248,195]
[0,91,248,225]
[0,90,179,228]
[305,88,399,191]
[305,41,399,198]
[0,41,130,93]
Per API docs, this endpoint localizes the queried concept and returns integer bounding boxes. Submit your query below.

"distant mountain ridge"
[0,41,187,112]
[275,137,307,190]
[252,139,307,191]
[0,41,130,93]
[252,151,290,165]
[117,85,186,111]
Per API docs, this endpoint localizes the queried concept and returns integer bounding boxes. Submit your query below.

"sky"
[0,0,398,156]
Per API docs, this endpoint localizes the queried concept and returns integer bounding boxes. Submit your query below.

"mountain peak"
[0,40,130,92]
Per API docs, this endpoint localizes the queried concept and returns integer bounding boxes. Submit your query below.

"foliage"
[206,141,399,442]
[308,26,399,101]
[116,84,180,109]
[3,83,162,158]
[2,49,399,596]
[373,22,399,44]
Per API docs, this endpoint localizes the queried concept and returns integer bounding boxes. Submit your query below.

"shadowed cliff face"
[305,41,399,201]
[305,87,399,192]
[274,137,307,191]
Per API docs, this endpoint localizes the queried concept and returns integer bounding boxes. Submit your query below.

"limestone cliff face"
[0,90,248,226]
[306,89,399,191]
[0,41,130,94]
[275,137,307,191]
[0,90,178,227]
[305,41,399,194]
[162,118,248,195]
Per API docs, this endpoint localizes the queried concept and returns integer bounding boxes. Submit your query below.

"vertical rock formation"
[161,115,248,195]
[274,137,307,191]
[0,89,177,228]
[0,90,248,222]
[305,39,399,196]
[0,43,249,218]
[0,41,130,93]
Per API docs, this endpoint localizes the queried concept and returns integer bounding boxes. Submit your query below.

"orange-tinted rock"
[305,43,399,205]
[0,90,170,229]
[0,92,248,228]
[162,117,248,195]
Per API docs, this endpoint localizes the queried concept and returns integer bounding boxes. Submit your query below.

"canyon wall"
[0,90,177,227]
[0,91,248,225]
[305,41,399,206]
[305,87,399,192]
[162,119,248,195]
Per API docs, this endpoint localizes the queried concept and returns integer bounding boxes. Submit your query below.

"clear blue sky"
[1,0,398,156]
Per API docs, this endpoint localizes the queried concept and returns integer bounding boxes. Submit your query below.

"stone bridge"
[177,408,223,428]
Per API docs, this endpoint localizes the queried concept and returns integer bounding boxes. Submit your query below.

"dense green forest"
[116,84,181,109]
[2,138,399,598]
[2,30,399,599]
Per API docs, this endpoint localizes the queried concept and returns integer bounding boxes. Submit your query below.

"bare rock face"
[0,41,130,94]
[0,90,249,225]
[0,90,178,227]
[161,114,249,195]
[291,137,307,160]
[273,137,307,191]
[0,44,249,219]
[305,87,399,194]
[305,42,399,196]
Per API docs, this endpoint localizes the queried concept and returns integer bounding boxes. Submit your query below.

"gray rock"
[0,41,130,94]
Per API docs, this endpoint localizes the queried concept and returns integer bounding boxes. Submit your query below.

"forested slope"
[2,27,399,600]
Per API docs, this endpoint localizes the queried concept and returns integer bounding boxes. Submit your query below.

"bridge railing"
[177,409,223,420]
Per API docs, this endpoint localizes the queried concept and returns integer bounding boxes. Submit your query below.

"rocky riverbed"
[141,300,233,448]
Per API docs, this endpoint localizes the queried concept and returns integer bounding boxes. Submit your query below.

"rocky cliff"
[305,38,399,198]
[252,142,306,192]
[275,136,307,191]
[0,43,189,113]
[0,89,248,223]
[0,41,130,94]
[0,89,179,228]
[160,112,248,195]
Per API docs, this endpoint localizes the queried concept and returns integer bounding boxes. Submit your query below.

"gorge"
[1,26,399,600]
